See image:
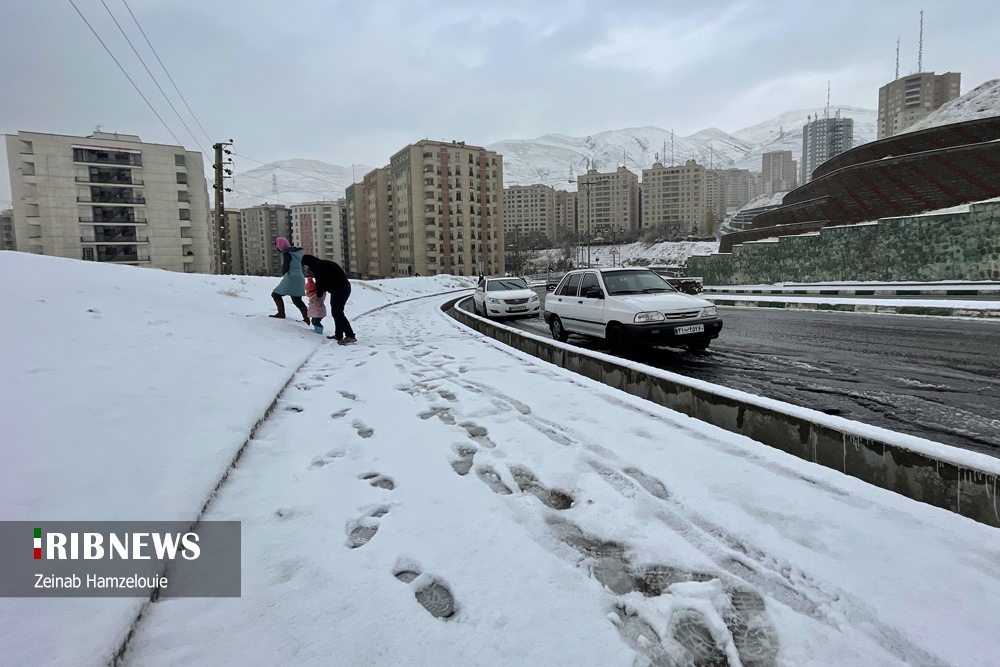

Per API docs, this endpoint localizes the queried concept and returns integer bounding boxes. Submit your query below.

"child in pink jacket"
[305,277,327,335]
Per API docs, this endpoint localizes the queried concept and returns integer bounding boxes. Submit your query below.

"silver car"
[472,277,541,319]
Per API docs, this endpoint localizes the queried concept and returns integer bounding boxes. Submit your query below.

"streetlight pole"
[568,176,608,269]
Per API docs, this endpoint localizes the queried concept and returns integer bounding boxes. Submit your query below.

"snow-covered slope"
[228,107,876,205]
[902,79,1000,133]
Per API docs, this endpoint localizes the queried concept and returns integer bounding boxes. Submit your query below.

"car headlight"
[699,306,717,318]
[634,311,665,323]
[487,297,500,304]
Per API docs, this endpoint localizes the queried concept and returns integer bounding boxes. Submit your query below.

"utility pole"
[213,140,234,274]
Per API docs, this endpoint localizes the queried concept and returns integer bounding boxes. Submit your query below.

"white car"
[472,277,541,319]
[544,268,722,355]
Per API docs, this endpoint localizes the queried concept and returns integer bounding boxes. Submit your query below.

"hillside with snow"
[902,79,1000,133]
[227,158,374,209]
[228,106,876,206]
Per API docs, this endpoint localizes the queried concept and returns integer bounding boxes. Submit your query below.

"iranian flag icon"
[34,527,41,560]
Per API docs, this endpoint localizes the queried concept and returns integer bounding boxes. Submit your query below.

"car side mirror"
[584,288,603,299]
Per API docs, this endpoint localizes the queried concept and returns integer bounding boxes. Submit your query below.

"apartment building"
[877,72,961,139]
[291,200,346,267]
[239,204,291,276]
[1,208,14,251]
[4,130,212,272]
[387,140,504,277]
[343,184,364,278]
[761,151,797,195]
[800,115,854,184]
[705,168,759,222]
[577,167,639,239]
[640,161,709,237]
[554,190,577,242]
[362,168,393,279]
[503,184,556,245]
[211,207,243,274]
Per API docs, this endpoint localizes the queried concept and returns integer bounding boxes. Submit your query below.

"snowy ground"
[4,252,1000,666]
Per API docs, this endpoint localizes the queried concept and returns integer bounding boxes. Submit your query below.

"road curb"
[706,298,1000,319]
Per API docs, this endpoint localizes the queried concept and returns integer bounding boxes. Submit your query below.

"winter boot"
[338,336,357,346]
[313,324,324,335]
[269,295,286,319]
[296,303,310,324]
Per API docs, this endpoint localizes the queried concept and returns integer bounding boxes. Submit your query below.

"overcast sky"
[2,0,999,204]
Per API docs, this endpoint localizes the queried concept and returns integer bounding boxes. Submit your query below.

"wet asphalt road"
[461,295,1000,457]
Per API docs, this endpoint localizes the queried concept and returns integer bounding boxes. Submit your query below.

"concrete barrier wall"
[444,297,1000,528]
[690,200,1000,285]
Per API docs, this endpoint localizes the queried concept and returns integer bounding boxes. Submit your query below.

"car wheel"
[550,316,569,342]
[686,340,711,352]
[607,324,630,357]
[472,299,480,316]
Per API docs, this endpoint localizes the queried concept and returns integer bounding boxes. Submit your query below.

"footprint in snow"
[338,390,358,401]
[359,472,395,490]
[392,558,457,620]
[346,505,391,549]
[450,444,477,476]
[330,408,351,419]
[352,420,374,438]
[308,450,345,470]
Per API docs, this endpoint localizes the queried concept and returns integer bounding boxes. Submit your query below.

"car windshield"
[601,270,677,295]
[487,279,528,291]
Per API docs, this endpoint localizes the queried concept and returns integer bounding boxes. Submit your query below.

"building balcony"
[81,235,149,243]
[79,216,142,224]
[73,149,142,167]
[75,176,143,186]
[77,195,146,205]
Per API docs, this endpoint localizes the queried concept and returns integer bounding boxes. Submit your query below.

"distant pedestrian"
[270,237,309,323]
[301,255,357,345]
[305,277,326,335]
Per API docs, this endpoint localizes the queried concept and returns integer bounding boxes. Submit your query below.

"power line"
[232,151,365,191]
[120,0,214,149]
[233,170,345,201]
[68,0,182,146]
[98,0,205,155]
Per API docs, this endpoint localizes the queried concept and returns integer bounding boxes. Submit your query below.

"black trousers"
[328,285,355,339]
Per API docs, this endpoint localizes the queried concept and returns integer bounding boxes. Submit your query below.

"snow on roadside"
[119,293,1000,667]
[0,251,473,666]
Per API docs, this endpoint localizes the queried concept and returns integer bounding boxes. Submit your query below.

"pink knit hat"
[275,237,290,251]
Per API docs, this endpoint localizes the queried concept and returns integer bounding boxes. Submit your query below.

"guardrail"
[443,295,1000,528]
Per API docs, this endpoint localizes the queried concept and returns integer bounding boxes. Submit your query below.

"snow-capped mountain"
[902,79,1000,133]
[490,105,876,190]
[226,106,877,206]
[227,159,373,209]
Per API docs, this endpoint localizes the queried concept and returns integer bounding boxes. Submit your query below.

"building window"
[179,208,191,220]
[175,154,186,166]
[178,190,189,202]
[176,172,188,184]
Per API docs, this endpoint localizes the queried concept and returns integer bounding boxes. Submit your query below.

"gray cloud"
[2,0,998,204]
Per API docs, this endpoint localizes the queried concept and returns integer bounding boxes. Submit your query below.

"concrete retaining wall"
[690,201,1000,285]
[444,297,1000,528]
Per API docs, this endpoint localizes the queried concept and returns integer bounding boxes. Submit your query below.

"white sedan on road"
[472,277,541,319]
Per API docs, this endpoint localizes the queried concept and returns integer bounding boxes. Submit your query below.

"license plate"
[509,305,528,312]
[675,324,704,335]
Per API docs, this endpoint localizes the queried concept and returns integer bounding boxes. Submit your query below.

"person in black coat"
[301,255,356,344]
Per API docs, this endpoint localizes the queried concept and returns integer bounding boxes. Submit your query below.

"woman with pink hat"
[270,237,308,322]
